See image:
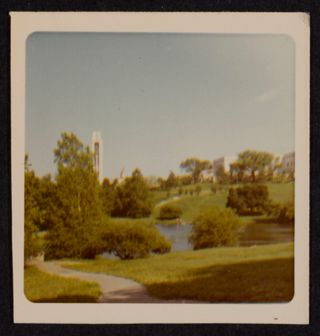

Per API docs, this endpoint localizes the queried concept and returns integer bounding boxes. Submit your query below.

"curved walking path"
[35,261,192,303]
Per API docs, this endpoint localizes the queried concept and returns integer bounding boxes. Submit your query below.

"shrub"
[158,204,182,220]
[269,202,294,225]
[226,184,270,215]
[101,220,171,259]
[45,218,107,260]
[189,207,241,250]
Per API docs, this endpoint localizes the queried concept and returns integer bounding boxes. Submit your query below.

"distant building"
[91,131,103,182]
[280,151,295,174]
[212,155,237,181]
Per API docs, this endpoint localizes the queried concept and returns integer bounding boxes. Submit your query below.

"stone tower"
[91,131,103,182]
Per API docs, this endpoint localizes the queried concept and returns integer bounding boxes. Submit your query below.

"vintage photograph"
[11,12,309,324]
[24,31,295,303]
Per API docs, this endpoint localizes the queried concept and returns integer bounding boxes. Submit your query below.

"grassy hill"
[152,182,294,223]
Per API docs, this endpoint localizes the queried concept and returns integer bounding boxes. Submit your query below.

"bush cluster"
[101,220,171,259]
[269,202,294,225]
[189,206,241,250]
[158,204,182,220]
[227,184,270,215]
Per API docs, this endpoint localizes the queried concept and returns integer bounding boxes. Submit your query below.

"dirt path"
[35,261,188,303]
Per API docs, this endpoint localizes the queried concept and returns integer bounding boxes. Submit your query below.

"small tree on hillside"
[227,184,270,215]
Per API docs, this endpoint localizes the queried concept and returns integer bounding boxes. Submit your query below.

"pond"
[156,220,294,252]
[156,223,193,251]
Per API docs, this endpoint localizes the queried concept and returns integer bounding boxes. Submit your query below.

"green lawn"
[267,182,294,203]
[24,266,101,302]
[151,182,294,224]
[65,242,294,302]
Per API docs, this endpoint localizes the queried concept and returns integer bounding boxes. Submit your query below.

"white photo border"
[11,12,310,324]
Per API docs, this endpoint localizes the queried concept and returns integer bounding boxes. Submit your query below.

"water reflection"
[156,224,193,251]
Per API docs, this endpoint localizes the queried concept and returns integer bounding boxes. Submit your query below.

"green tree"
[33,174,61,231]
[112,169,153,218]
[229,162,246,183]
[158,204,182,220]
[189,207,241,249]
[227,184,270,215]
[180,158,211,184]
[215,165,230,185]
[25,167,42,262]
[100,177,116,216]
[165,171,178,189]
[46,132,104,259]
[269,202,294,225]
[101,219,171,259]
[236,150,274,182]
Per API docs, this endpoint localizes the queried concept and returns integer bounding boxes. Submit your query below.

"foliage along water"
[102,220,294,258]
[155,221,294,251]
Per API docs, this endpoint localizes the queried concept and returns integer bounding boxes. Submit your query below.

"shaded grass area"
[147,258,293,302]
[24,266,101,303]
[65,243,294,302]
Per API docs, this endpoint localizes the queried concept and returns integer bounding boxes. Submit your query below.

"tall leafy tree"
[237,150,274,182]
[32,174,60,231]
[100,177,116,216]
[25,163,42,262]
[46,132,104,259]
[180,158,211,184]
[112,169,153,218]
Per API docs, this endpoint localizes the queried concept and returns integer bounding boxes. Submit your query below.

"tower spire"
[91,131,103,182]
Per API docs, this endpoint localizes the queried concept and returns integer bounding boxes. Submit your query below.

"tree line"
[215,150,294,184]
[25,132,294,263]
[25,132,168,262]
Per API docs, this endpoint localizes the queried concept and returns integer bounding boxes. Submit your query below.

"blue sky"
[26,33,295,179]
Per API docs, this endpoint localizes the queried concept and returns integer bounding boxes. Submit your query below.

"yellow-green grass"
[65,242,294,302]
[162,193,227,223]
[152,182,294,224]
[24,266,101,303]
[267,182,294,203]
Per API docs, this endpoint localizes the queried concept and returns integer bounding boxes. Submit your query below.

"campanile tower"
[91,131,103,182]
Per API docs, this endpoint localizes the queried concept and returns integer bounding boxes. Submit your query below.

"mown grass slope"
[152,182,294,224]
[65,242,294,302]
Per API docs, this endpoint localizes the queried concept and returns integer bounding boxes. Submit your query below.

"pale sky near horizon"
[26,32,295,179]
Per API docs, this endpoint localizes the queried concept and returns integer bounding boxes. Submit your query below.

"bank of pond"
[155,219,293,252]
